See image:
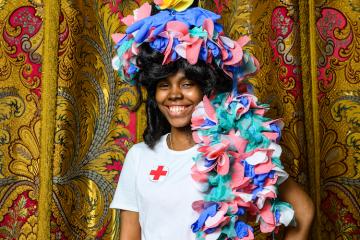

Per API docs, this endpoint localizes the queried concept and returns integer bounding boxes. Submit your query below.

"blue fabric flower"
[204,227,218,234]
[275,209,281,224]
[127,64,138,74]
[238,96,249,107]
[270,123,282,142]
[251,186,264,200]
[243,160,255,178]
[205,158,216,167]
[170,51,178,61]
[201,118,217,128]
[199,46,208,62]
[214,24,223,34]
[191,203,219,232]
[236,207,246,216]
[150,37,169,53]
[253,173,271,187]
[235,221,253,238]
[207,41,220,57]
[172,38,180,48]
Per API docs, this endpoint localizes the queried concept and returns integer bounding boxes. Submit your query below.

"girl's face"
[155,70,203,129]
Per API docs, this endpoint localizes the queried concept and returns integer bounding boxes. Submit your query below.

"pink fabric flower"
[175,35,204,64]
[192,96,218,130]
[258,201,276,233]
[121,2,152,26]
[197,141,231,175]
[231,161,251,189]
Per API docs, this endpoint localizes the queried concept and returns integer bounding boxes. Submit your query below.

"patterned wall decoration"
[0,0,358,239]
[314,1,360,238]
[51,0,147,239]
[0,1,43,239]
[0,0,147,239]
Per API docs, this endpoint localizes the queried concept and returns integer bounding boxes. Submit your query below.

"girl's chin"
[167,119,192,129]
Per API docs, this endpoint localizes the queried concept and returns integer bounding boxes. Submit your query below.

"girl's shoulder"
[128,141,150,154]
[129,135,167,154]
[130,141,147,148]
[127,140,161,156]
[123,142,151,166]
[124,140,162,166]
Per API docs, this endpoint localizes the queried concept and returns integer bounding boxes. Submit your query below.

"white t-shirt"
[110,134,203,240]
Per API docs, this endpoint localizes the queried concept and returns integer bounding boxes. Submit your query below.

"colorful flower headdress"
[112,1,295,239]
[111,0,259,91]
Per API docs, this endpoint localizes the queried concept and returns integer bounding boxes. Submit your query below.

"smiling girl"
[110,1,314,240]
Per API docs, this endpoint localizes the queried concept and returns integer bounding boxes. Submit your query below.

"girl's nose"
[168,85,183,100]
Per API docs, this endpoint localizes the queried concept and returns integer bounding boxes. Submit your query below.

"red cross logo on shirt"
[149,165,168,182]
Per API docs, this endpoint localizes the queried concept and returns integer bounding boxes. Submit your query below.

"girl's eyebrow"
[179,76,193,81]
[158,76,189,83]
[157,78,168,83]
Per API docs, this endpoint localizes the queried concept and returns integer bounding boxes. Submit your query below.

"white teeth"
[169,106,186,113]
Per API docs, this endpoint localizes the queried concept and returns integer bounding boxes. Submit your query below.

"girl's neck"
[168,126,195,151]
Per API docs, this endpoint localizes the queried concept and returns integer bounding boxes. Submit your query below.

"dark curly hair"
[133,1,233,148]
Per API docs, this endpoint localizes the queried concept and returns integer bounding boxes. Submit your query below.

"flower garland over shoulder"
[111,1,295,239]
[191,93,295,239]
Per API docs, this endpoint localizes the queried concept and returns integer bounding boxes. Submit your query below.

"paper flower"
[154,0,194,12]
[121,2,152,26]
[192,96,218,130]
[197,141,231,175]
[235,221,254,240]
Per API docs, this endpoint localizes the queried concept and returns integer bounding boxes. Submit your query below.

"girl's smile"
[166,105,191,116]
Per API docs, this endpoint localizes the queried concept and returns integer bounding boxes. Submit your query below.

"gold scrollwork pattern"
[0,0,358,239]
[0,1,42,239]
[50,0,147,239]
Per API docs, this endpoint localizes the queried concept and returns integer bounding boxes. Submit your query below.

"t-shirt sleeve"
[110,146,139,211]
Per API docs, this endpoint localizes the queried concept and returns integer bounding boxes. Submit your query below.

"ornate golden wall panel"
[314,0,360,238]
[50,0,147,239]
[0,1,43,239]
[0,0,358,239]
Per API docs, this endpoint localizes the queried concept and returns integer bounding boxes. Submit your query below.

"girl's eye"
[182,81,194,88]
[157,82,169,88]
